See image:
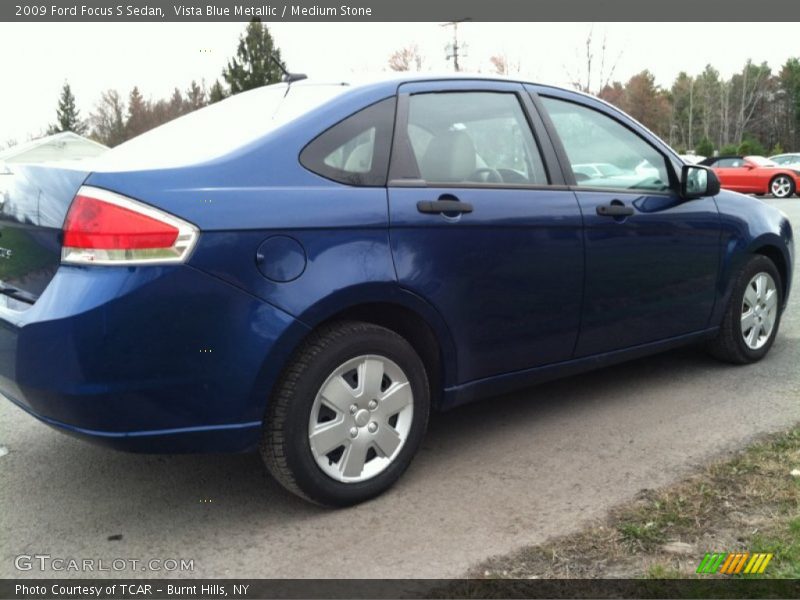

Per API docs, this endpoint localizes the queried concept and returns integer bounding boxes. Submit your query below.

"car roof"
[290,72,592,99]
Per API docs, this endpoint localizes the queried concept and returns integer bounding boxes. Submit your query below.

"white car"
[769,153,800,169]
[572,161,666,189]
[680,154,706,164]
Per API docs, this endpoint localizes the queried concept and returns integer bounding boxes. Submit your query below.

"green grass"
[454,425,800,581]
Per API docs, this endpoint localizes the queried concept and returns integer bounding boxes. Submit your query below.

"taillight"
[62,186,198,265]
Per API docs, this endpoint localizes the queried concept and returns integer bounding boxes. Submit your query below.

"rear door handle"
[417,200,474,214]
[596,202,634,217]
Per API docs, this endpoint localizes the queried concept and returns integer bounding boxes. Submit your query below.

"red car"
[699,155,800,198]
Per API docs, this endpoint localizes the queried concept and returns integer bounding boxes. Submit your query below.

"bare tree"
[732,60,770,145]
[388,44,424,72]
[90,90,127,147]
[567,27,623,94]
[490,53,520,76]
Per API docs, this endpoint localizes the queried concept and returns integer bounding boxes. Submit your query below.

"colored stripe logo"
[696,552,773,574]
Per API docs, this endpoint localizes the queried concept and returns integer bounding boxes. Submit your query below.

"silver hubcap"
[771,176,792,198]
[308,355,414,483]
[741,272,778,350]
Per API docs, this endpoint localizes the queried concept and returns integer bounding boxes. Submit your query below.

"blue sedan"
[0,75,793,506]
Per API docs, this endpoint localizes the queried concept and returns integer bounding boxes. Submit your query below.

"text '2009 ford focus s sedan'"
[0,75,793,506]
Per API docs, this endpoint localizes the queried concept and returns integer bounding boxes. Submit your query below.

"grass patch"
[453,426,800,582]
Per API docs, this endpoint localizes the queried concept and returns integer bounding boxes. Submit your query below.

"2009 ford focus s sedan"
[0,75,793,506]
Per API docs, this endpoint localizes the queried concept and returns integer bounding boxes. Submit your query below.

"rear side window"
[300,97,396,186]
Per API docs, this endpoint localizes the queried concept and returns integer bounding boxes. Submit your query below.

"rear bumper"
[0,264,308,453]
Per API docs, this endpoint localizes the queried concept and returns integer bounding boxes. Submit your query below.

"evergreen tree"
[222,18,285,94]
[695,137,714,157]
[126,86,149,138]
[48,81,87,135]
[185,80,207,110]
[208,79,228,104]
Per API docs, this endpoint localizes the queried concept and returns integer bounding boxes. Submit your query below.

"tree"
[730,60,771,146]
[738,135,766,156]
[670,72,695,150]
[694,65,722,146]
[48,81,87,135]
[208,79,228,104]
[185,80,207,111]
[125,86,149,139]
[90,90,126,147]
[222,18,285,94]
[168,88,186,119]
[777,58,800,151]
[388,44,424,72]
[695,137,714,157]
[567,27,622,94]
[489,54,520,76]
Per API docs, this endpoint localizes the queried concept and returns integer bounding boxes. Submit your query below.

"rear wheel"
[770,175,795,199]
[261,321,430,506]
[708,255,783,364]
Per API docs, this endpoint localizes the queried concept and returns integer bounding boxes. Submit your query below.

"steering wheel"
[467,168,504,184]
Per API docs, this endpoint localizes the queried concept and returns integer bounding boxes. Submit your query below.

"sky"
[1,22,799,145]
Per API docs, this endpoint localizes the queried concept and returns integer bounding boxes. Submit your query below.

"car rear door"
[387,80,584,384]
[530,86,721,357]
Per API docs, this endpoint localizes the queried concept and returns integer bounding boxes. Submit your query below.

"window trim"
[299,96,397,187]
[387,88,559,189]
[530,92,681,197]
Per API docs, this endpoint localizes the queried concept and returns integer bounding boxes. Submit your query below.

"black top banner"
[5,0,800,21]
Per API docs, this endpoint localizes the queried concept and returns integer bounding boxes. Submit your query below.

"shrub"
[695,137,714,157]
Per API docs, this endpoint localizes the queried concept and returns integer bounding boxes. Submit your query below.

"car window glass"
[300,97,395,186]
[541,97,670,192]
[404,92,548,186]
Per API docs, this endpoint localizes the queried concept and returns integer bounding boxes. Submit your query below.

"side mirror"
[681,164,720,200]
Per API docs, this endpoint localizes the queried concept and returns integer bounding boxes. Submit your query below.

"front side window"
[716,158,743,168]
[541,97,670,192]
[300,97,395,186]
[400,92,548,186]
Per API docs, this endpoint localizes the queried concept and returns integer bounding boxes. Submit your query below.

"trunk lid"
[0,163,89,303]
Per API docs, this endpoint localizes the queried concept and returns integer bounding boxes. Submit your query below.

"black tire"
[261,320,430,507]
[708,255,783,364]
[769,174,795,199]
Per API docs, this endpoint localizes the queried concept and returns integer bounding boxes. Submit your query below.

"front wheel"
[708,255,783,364]
[261,321,430,506]
[770,175,795,199]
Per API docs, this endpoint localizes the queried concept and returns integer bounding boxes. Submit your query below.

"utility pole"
[442,19,470,72]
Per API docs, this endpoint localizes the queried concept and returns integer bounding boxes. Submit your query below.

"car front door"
[387,81,584,383]
[713,158,748,192]
[532,88,721,357]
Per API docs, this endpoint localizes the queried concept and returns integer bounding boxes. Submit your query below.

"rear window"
[92,83,349,171]
[299,97,396,186]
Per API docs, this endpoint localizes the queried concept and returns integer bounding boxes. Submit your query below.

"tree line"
[46,18,285,147]
[594,60,800,157]
[386,40,800,157]
[43,27,800,157]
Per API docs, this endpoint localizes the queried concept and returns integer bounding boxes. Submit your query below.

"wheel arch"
[752,241,791,307]
[289,285,459,411]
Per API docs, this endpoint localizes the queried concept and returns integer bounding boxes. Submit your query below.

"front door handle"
[596,202,634,217]
[417,200,474,215]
